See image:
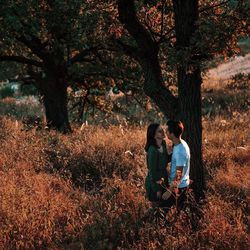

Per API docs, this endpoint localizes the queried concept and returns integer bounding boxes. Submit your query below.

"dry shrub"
[209,155,249,209]
[0,164,86,249]
[231,149,250,167]
[202,88,250,118]
[78,177,148,249]
[0,101,249,249]
[198,195,249,249]
[58,125,146,189]
[0,97,42,120]
[226,73,250,90]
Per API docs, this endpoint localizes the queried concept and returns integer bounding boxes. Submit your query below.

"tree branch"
[157,27,175,44]
[16,35,49,61]
[69,46,104,64]
[160,0,167,39]
[199,0,230,14]
[144,14,158,44]
[117,0,158,55]
[114,38,138,59]
[0,55,43,67]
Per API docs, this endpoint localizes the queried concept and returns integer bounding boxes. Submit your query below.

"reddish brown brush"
[0,95,249,249]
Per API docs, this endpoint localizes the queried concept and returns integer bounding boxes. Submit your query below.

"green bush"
[0,86,15,99]
[21,84,38,96]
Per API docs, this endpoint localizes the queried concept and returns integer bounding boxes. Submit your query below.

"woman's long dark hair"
[144,123,160,152]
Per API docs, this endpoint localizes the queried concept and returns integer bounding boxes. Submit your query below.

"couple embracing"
[145,120,190,211]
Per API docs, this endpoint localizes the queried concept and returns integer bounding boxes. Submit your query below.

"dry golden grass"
[0,83,249,249]
[0,168,86,249]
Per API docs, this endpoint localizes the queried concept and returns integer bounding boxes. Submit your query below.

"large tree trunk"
[173,0,205,199]
[177,66,205,199]
[38,71,71,133]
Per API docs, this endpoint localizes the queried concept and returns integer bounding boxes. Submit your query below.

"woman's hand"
[166,141,173,155]
[156,178,164,185]
[156,180,162,184]
[156,191,162,199]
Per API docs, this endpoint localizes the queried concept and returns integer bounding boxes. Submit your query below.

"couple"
[145,120,190,211]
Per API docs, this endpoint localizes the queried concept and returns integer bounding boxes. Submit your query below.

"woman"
[145,123,172,207]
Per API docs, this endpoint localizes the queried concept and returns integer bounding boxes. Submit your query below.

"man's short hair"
[167,120,184,138]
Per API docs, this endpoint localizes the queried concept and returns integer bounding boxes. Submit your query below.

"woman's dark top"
[145,140,171,202]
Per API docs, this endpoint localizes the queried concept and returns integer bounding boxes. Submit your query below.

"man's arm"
[176,166,184,182]
[169,166,184,188]
[169,152,186,186]
[168,164,176,186]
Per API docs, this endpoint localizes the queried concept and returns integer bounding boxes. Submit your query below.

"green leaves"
[0,0,249,112]
[228,0,238,8]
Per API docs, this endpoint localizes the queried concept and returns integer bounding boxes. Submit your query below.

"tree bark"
[38,70,71,133]
[140,55,178,120]
[177,66,205,199]
[173,0,205,199]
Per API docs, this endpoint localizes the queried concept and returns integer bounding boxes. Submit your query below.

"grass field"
[0,78,249,249]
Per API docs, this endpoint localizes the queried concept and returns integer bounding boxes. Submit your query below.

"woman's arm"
[147,146,161,192]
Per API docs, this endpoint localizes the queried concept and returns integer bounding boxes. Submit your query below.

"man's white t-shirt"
[169,139,190,188]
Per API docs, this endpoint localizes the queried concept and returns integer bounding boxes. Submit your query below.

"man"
[164,120,191,211]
